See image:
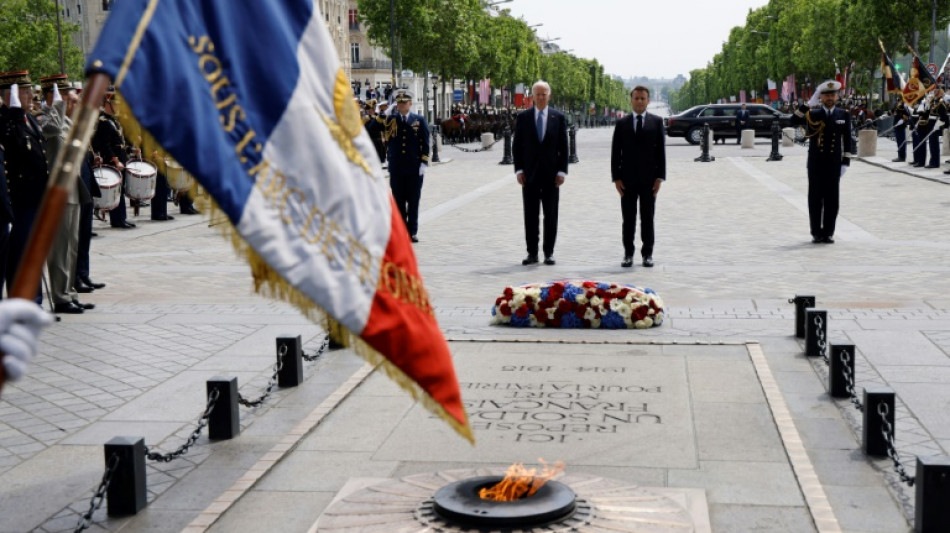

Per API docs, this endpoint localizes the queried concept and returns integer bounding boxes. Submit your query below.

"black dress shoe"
[522,254,539,265]
[180,206,201,215]
[822,236,835,244]
[543,255,556,265]
[812,237,823,243]
[891,158,905,162]
[642,257,654,268]
[911,162,924,167]
[75,281,95,293]
[111,221,136,228]
[944,169,950,175]
[90,231,98,237]
[72,299,95,310]
[926,164,940,168]
[410,235,419,243]
[80,276,105,289]
[621,256,633,268]
[151,214,175,221]
[54,302,84,314]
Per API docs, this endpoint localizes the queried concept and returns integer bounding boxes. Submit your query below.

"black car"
[664,103,793,144]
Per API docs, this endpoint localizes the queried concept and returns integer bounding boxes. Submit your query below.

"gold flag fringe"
[111,91,474,444]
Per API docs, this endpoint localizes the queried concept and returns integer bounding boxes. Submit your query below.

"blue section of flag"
[86,0,313,223]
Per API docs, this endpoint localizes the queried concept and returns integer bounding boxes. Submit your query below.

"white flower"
[590,295,603,307]
[575,293,588,305]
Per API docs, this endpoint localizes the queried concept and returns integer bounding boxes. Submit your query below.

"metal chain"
[813,314,829,364]
[238,351,285,408]
[447,136,503,152]
[877,401,916,486]
[145,388,220,462]
[838,347,864,412]
[74,453,120,533]
[302,334,330,362]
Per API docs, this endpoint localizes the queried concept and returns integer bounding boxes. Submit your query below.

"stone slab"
[709,503,816,533]
[846,330,950,367]
[103,370,259,422]
[60,420,184,446]
[667,460,805,506]
[886,384,950,439]
[209,490,334,533]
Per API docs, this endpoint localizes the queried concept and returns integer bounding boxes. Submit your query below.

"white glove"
[0,299,53,381]
[894,119,904,127]
[840,165,847,177]
[419,164,427,177]
[52,83,62,103]
[807,91,820,108]
[8,84,21,108]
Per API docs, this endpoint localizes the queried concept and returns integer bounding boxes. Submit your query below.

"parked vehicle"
[664,103,793,144]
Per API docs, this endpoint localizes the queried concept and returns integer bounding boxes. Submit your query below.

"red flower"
[582,281,596,288]
[499,303,512,316]
[557,300,572,313]
[633,306,649,321]
[549,284,564,300]
[515,304,529,318]
[534,308,547,323]
[573,302,586,315]
[582,319,591,327]
[525,295,533,305]
[549,317,562,327]
[495,297,504,307]
[503,287,514,299]
[617,288,630,299]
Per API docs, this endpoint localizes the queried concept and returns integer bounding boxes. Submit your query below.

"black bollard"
[499,125,513,165]
[790,294,816,338]
[804,309,827,357]
[569,125,579,163]
[915,456,950,533]
[767,120,783,161]
[276,335,303,388]
[862,387,895,457]
[207,377,239,440]
[430,125,441,163]
[694,122,715,162]
[828,344,855,398]
[104,436,147,516]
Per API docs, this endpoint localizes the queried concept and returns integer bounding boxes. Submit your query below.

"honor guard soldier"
[91,86,136,228]
[791,79,854,244]
[0,71,49,303]
[362,99,387,163]
[384,89,430,242]
[911,93,937,168]
[891,101,910,162]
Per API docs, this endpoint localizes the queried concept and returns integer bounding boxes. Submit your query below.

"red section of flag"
[361,198,467,429]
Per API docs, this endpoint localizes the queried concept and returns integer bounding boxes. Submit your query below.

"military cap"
[39,73,70,93]
[0,70,31,90]
[365,98,377,109]
[818,80,842,94]
[394,89,413,103]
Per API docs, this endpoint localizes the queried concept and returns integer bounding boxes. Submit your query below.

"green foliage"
[670,0,950,110]
[0,0,84,80]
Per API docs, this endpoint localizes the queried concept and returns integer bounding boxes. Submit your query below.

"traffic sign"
[927,63,938,76]
[453,89,463,102]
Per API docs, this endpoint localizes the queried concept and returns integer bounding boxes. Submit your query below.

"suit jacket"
[512,106,569,185]
[735,109,750,128]
[0,144,13,224]
[385,112,430,175]
[0,106,51,210]
[791,106,854,164]
[610,112,666,186]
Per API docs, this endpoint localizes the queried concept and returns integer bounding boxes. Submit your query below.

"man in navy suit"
[791,79,854,244]
[385,89,430,242]
[611,86,666,268]
[735,104,750,144]
[512,80,569,265]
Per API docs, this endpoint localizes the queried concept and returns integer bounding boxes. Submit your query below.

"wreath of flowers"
[491,280,664,329]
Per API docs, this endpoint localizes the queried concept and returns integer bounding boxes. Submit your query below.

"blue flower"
[560,311,582,328]
[540,287,550,301]
[510,314,531,327]
[601,311,626,329]
[596,283,611,291]
[562,284,584,303]
[491,306,497,316]
[644,287,655,295]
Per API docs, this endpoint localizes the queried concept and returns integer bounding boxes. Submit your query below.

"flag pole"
[0,73,111,395]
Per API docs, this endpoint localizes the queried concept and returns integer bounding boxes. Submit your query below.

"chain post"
[276,335,303,388]
[302,334,331,362]
[104,436,147,516]
[789,294,815,338]
[694,122,715,162]
[145,387,220,462]
[430,124,441,163]
[804,309,828,359]
[208,377,239,440]
[863,387,895,458]
[74,453,120,532]
[568,124,579,163]
[767,119,784,161]
[915,456,950,533]
[828,344,855,399]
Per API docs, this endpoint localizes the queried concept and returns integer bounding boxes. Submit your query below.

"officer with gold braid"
[791,79,854,244]
[384,89,429,243]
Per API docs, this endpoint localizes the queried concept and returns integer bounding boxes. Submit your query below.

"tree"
[0,0,84,80]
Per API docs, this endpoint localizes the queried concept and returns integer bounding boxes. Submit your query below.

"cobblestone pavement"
[1,127,948,532]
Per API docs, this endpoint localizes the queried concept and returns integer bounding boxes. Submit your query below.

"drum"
[164,158,194,192]
[92,166,122,211]
[124,160,157,201]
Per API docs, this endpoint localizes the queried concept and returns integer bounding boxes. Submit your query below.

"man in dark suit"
[611,86,666,268]
[791,79,854,244]
[385,89,429,242]
[735,104,750,145]
[512,80,569,265]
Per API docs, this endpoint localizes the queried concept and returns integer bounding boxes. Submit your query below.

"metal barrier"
[694,123,714,162]
[430,125,441,163]
[788,294,815,338]
[569,125,579,164]
[767,121,783,161]
[499,126,513,165]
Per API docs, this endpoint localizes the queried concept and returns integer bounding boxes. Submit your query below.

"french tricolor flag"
[86,0,472,441]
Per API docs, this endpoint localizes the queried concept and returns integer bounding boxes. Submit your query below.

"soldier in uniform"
[362,99,387,163]
[384,89,430,242]
[891,101,910,162]
[0,107,12,299]
[91,87,136,228]
[0,72,49,303]
[911,94,936,168]
[791,79,854,244]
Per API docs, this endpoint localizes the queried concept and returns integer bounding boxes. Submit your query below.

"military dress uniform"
[0,71,50,303]
[91,109,135,228]
[912,98,936,168]
[385,91,430,241]
[0,142,14,298]
[791,80,854,243]
[892,102,910,162]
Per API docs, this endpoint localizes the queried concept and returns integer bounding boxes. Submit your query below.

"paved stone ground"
[1,128,948,532]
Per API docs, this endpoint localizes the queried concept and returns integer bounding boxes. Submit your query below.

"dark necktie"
[536,111,544,142]
[636,115,643,134]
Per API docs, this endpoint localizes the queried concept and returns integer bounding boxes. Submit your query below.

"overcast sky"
[501,0,770,79]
